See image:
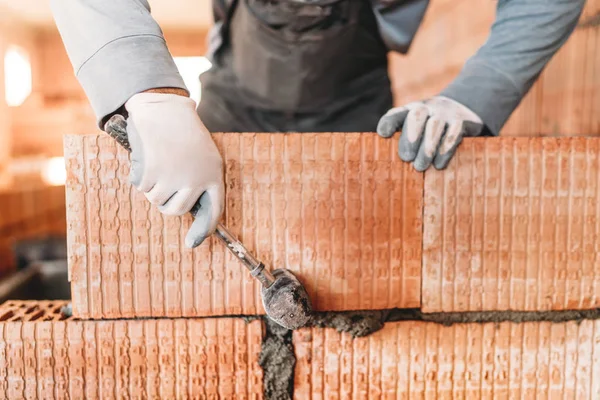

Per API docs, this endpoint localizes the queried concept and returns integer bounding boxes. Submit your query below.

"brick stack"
[0,185,66,275]
[1,134,600,398]
[0,300,263,399]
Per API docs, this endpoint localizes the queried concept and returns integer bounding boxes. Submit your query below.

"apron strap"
[207,0,239,63]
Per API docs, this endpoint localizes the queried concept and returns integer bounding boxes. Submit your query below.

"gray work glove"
[376,96,484,171]
[125,93,225,248]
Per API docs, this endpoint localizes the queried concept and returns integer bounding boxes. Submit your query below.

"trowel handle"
[102,114,275,287]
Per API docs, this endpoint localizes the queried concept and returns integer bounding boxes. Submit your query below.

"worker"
[50,0,585,248]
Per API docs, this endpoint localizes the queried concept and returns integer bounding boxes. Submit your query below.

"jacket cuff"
[439,60,524,136]
[76,35,189,128]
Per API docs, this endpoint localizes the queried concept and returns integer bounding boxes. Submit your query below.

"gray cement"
[259,318,295,400]
[309,307,600,331]
[303,307,600,338]
[309,309,391,337]
[412,308,600,325]
[578,11,600,28]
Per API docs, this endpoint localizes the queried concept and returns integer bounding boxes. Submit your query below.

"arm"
[49,0,189,127]
[51,1,224,248]
[377,0,586,171]
[440,0,586,135]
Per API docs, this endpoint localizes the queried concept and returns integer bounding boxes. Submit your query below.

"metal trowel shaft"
[213,225,275,287]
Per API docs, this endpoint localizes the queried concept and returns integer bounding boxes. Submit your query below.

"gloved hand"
[125,92,225,248]
[376,95,484,171]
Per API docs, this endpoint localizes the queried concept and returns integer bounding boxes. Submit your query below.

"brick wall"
[45,132,600,398]
[65,134,600,320]
[0,185,66,275]
[2,304,600,398]
[0,301,263,399]
[0,1,598,396]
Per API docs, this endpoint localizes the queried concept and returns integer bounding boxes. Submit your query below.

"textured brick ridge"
[0,301,264,399]
[293,320,600,399]
[64,133,423,319]
[423,137,600,313]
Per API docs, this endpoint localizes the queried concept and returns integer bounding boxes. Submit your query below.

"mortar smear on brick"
[423,137,600,313]
[64,133,423,319]
[293,319,600,399]
[0,301,264,399]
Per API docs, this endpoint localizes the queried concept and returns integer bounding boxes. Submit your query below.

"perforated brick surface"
[293,319,600,399]
[0,301,264,399]
[423,137,600,312]
[64,133,423,319]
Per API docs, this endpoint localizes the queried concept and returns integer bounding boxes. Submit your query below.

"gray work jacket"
[50,0,585,135]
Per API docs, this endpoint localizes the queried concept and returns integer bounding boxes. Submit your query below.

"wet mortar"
[259,318,296,400]
[578,10,600,29]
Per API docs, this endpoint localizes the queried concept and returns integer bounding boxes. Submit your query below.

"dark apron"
[198,0,392,132]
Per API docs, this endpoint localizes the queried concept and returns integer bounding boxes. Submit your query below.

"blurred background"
[0,1,597,302]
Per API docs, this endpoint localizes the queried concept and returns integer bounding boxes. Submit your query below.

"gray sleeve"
[439,0,585,135]
[49,0,189,126]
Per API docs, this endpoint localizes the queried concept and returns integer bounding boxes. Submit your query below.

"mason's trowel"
[102,114,313,330]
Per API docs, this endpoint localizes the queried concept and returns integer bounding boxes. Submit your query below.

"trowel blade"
[261,269,313,330]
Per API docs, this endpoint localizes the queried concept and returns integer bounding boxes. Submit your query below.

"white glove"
[125,92,225,248]
[377,96,484,171]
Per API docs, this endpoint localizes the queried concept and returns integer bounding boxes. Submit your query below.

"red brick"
[0,301,264,399]
[422,137,600,312]
[293,319,600,399]
[64,133,423,319]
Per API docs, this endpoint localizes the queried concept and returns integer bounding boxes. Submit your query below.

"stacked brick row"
[0,301,264,399]
[0,185,66,274]
[1,302,599,399]
[64,135,600,319]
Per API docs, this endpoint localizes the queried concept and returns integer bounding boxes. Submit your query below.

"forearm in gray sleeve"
[440,0,585,135]
[50,0,188,126]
